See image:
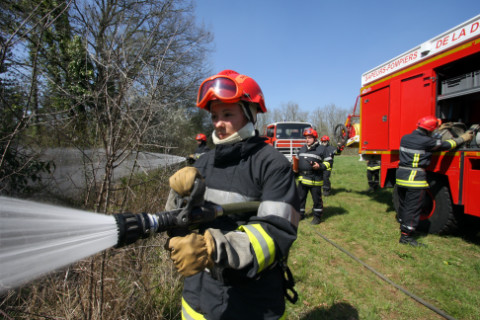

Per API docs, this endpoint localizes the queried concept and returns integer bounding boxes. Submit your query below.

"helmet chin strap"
[240,101,257,124]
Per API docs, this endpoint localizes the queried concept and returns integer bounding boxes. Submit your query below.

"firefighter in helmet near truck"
[396,115,473,247]
[296,128,332,224]
[193,133,210,158]
[187,133,211,164]
[319,135,337,196]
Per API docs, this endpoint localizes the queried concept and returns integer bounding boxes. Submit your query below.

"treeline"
[0,0,352,207]
[0,0,213,209]
[257,101,350,144]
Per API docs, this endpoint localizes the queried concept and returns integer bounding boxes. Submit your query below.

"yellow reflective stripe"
[412,153,420,168]
[408,169,417,181]
[396,179,429,188]
[297,176,323,186]
[238,224,276,273]
[446,139,457,149]
[323,161,331,170]
[182,297,206,320]
[367,166,380,170]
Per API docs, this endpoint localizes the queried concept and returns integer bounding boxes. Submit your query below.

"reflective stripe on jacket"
[184,135,299,319]
[367,160,380,171]
[396,129,458,189]
[296,141,329,185]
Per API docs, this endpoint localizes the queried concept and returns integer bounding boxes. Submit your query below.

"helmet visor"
[197,76,243,108]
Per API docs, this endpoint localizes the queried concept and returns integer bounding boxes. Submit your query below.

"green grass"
[286,155,480,319]
[4,156,479,319]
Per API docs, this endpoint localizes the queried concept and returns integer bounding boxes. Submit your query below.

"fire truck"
[263,122,313,162]
[341,14,480,234]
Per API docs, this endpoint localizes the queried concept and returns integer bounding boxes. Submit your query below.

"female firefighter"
[165,70,301,319]
[396,115,473,246]
[296,128,331,224]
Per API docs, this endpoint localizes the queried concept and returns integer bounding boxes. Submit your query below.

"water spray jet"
[0,179,259,293]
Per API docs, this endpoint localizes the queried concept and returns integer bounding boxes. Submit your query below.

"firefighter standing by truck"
[193,133,210,159]
[320,135,336,196]
[165,70,300,319]
[396,115,473,247]
[187,133,211,164]
[297,128,331,224]
[366,159,381,192]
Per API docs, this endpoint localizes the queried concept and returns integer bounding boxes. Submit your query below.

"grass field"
[286,155,480,320]
[3,155,479,320]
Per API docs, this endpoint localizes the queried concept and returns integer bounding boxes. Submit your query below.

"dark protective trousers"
[323,170,332,192]
[297,182,323,217]
[367,169,380,189]
[397,186,427,234]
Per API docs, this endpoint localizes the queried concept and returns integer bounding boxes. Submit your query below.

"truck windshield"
[276,123,312,139]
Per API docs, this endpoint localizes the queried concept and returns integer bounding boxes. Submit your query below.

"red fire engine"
[341,14,480,234]
[263,122,313,162]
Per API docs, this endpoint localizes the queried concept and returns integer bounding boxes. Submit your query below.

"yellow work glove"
[169,166,201,197]
[166,231,215,277]
[460,131,474,143]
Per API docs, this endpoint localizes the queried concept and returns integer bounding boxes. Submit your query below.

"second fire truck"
[340,14,480,234]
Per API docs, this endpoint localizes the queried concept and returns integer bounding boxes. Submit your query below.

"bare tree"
[311,103,349,142]
[1,1,213,319]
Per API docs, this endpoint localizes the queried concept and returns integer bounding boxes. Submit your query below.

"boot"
[311,216,322,225]
[299,210,306,220]
[399,233,426,247]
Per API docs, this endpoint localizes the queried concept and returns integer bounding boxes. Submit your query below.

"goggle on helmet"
[303,128,318,139]
[196,70,266,113]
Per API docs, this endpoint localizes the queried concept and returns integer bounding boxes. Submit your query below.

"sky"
[194,0,480,114]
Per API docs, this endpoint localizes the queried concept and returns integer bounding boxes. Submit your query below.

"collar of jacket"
[415,128,429,136]
[307,140,320,151]
[214,134,266,167]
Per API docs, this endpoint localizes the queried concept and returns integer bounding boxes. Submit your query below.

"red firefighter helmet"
[417,115,441,132]
[196,70,266,113]
[320,135,330,142]
[195,133,207,141]
[303,128,318,139]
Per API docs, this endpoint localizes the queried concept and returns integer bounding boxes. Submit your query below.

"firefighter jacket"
[193,143,210,160]
[367,160,381,171]
[396,129,459,188]
[296,141,330,187]
[323,145,336,171]
[183,134,300,319]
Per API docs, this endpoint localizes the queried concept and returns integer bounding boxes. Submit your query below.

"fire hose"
[113,177,259,247]
[311,228,457,320]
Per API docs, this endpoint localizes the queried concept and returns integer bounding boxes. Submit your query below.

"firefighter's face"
[210,101,248,140]
[305,135,316,146]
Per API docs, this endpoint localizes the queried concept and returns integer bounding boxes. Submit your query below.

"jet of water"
[0,196,118,293]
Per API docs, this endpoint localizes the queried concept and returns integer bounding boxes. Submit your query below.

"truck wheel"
[392,177,458,234]
[334,124,347,144]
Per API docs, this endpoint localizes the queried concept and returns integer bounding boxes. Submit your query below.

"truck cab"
[263,122,313,162]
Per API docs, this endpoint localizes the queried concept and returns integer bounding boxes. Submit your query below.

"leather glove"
[166,231,215,277]
[438,122,453,131]
[169,166,201,196]
[460,131,474,143]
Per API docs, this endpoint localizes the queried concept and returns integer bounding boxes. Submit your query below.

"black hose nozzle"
[113,201,260,248]
[114,212,157,248]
